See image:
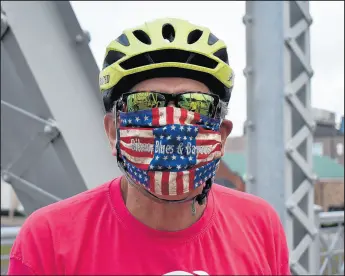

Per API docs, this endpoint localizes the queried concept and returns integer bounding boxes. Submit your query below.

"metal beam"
[1,1,120,214]
[244,1,316,274]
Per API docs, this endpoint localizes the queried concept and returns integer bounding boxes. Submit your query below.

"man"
[8,18,290,275]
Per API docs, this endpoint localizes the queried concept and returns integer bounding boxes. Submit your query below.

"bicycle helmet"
[99,18,235,112]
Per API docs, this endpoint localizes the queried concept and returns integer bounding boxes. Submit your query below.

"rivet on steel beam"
[310,227,318,237]
[244,174,254,182]
[243,67,253,77]
[244,120,254,130]
[44,119,59,137]
[311,174,318,182]
[286,200,296,210]
[286,146,294,154]
[285,36,293,43]
[83,30,91,44]
[76,30,91,44]
[310,121,316,133]
[75,34,84,44]
[2,172,11,183]
[1,11,9,39]
[284,87,294,98]
[44,124,54,134]
[242,15,253,25]
[290,261,298,270]
[308,69,314,78]
[307,17,313,25]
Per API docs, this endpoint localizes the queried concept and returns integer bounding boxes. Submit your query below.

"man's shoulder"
[22,178,117,230]
[212,184,279,220]
[211,186,290,275]
[10,178,121,272]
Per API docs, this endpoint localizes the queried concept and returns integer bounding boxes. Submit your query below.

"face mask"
[116,106,222,196]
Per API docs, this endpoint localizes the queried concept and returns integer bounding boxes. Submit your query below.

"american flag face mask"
[116,106,222,196]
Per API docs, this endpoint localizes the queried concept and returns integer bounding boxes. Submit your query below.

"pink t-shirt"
[8,177,290,275]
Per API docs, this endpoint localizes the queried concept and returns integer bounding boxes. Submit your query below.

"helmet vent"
[162,24,175,43]
[133,30,151,45]
[120,49,218,70]
[187,29,203,44]
[213,48,229,63]
[103,50,126,69]
[116,34,130,46]
[208,33,219,45]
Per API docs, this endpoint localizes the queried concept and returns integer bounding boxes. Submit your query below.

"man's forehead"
[131,77,210,94]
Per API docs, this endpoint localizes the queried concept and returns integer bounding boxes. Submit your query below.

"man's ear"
[219,119,233,155]
[104,113,117,156]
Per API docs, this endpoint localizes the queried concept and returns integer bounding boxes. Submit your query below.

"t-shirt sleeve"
[7,210,56,275]
[7,256,36,275]
[270,210,291,275]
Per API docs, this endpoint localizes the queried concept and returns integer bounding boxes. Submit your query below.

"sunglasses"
[119,91,220,118]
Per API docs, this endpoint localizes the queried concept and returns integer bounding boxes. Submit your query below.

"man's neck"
[120,177,206,231]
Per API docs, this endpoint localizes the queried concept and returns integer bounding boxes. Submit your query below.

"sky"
[71,1,344,136]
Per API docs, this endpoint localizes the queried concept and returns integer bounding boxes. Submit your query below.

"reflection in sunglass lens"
[126,92,165,112]
[178,93,215,116]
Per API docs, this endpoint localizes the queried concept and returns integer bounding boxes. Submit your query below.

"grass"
[320,250,344,275]
[1,244,12,274]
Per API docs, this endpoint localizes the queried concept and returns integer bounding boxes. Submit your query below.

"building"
[226,108,344,164]
[217,153,344,211]
[217,108,344,211]
[312,109,344,165]
[214,156,245,192]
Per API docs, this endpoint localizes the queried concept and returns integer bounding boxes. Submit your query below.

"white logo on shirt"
[163,271,209,275]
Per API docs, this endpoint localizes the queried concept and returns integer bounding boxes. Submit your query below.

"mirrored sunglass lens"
[126,92,165,112]
[179,93,215,116]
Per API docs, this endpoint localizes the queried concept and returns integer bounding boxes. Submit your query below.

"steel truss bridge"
[1,1,344,275]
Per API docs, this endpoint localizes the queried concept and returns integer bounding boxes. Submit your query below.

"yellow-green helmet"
[99,18,234,112]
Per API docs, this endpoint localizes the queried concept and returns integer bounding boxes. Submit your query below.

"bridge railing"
[316,210,344,275]
[1,227,20,275]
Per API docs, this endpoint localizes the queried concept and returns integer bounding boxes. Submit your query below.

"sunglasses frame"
[119,91,221,118]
